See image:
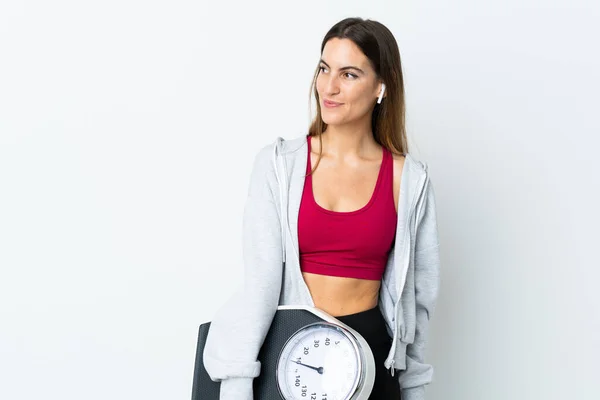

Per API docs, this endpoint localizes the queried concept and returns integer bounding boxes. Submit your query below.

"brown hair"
[307,17,408,175]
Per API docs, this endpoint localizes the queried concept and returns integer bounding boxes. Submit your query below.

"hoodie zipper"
[273,140,315,307]
[384,172,427,376]
[384,209,413,375]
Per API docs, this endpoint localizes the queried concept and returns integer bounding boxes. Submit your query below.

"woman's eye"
[319,67,357,80]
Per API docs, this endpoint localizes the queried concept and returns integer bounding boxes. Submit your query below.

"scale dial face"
[276,322,363,400]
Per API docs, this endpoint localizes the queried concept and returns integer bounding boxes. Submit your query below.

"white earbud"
[377,83,386,104]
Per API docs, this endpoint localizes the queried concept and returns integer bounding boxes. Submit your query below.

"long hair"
[307,17,408,175]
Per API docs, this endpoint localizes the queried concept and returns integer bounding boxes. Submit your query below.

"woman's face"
[316,38,383,126]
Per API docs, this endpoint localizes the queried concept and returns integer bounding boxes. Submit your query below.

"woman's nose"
[324,75,340,95]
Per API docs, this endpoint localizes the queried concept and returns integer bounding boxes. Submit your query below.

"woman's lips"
[323,100,343,108]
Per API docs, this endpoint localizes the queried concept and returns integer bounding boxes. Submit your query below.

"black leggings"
[336,305,402,400]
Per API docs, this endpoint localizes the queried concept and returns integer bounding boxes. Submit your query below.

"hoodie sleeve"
[202,143,283,400]
[398,176,441,400]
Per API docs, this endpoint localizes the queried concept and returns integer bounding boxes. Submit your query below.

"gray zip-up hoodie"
[203,133,441,400]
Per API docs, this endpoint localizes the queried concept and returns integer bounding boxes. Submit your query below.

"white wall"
[1,1,598,399]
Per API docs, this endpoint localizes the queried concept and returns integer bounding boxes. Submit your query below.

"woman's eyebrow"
[319,59,365,74]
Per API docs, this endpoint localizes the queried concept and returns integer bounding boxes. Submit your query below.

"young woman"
[203,17,441,400]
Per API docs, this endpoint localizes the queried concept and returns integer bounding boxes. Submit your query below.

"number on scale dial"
[276,323,362,400]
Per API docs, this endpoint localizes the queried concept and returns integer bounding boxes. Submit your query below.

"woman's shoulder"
[249,134,308,173]
[274,133,309,154]
[253,133,307,157]
[401,151,430,174]
[247,134,306,185]
[390,151,407,181]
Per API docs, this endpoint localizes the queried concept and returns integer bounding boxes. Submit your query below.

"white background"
[1,1,598,399]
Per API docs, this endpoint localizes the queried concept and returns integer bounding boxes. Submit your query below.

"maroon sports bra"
[298,135,397,281]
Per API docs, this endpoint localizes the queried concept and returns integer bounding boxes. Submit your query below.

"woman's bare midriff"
[302,271,381,317]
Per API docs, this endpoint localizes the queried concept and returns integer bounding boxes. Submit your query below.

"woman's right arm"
[202,143,283,400]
